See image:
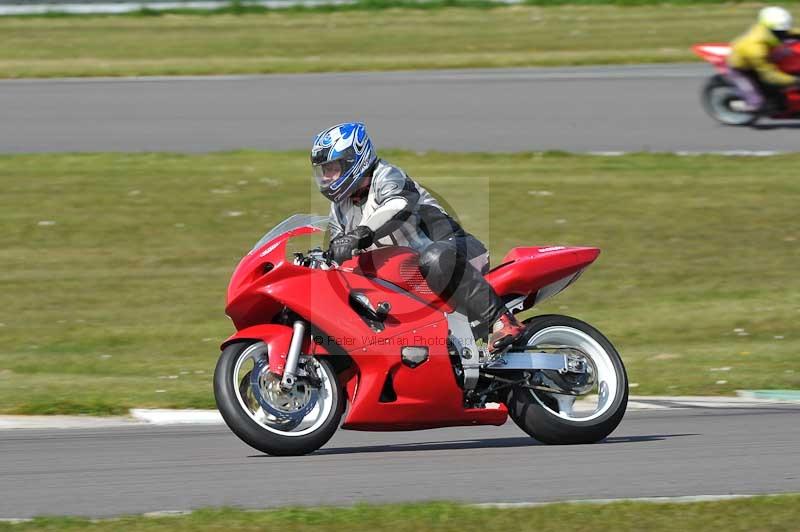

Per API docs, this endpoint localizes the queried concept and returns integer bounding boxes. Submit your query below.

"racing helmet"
[759,6,793,31]
[311,122,377,203]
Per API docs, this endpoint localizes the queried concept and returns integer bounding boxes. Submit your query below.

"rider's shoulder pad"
[373,162,411,205]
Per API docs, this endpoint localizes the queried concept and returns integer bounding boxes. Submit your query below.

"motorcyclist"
[727,6,800,113]
[311,122,525,353]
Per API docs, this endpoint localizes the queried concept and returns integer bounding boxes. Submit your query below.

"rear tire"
[214,341,344,456]
[506,315,628,445]
[701,74,759,126]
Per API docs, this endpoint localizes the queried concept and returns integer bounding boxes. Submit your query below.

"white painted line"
[590,151,783,157]
[3,493,795,522]
[0,394,796,430]
[0,415,142,430]
[588,151,627,156]
[625,401,675,410]
[0,0,530,16]
[143,510,194,518]
[632,394,800,405]
[0,0,355,16]
[474,493,777,508]
[130,408,224,425]
[675,150,781,157]
[678,401,772,409]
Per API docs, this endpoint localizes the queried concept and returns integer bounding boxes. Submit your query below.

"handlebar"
[293,248,332,269]
[295,247,362,269]
[320,248,361,264]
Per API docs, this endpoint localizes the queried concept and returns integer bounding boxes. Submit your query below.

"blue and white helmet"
[311,122,377,202]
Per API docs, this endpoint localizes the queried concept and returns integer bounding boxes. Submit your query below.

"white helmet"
[759,6,793,31]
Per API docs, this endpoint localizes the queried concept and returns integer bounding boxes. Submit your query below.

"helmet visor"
[313,159,344,187]
[312,148,357,191]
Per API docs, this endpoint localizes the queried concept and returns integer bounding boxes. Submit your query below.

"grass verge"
[1,150,798,414]
[0,4,781,78]
[3,496,800,531]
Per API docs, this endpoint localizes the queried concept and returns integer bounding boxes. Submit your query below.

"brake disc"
[250,356,319,431]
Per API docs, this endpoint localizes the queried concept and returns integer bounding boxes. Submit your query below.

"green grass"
[0,4,781,78]
[0,150,798,414]
[4,497,800,531]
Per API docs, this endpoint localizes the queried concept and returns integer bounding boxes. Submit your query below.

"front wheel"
[701,74,759,126]
[214,341,344,456]
[506,315,628,444]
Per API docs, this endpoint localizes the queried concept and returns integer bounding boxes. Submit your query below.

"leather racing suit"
[727,23,800,111]
[328,160,507,327]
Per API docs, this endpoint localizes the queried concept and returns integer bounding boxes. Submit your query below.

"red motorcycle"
[693,41,800,125]
[214,214,628,456]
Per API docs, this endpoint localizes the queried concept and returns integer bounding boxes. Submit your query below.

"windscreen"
[250,214,328,253]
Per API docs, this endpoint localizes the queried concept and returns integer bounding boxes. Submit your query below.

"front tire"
[506,315,628,445]
[214,341,344,456]
[701,74,759,126]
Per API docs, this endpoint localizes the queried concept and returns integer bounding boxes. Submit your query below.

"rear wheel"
[214,341,344,456]
[506,315,628,444]
[702,74,759,126]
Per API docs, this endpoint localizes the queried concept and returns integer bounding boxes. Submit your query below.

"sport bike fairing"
[228,215,599,322]
[222,215,599,430]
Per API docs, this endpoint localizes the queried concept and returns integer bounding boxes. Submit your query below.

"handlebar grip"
[322,248,361,264]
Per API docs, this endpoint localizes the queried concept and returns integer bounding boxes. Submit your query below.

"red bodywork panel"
[486,246,600,303]
[773,42,800,73]
[353,246,455,313]
[692,43,731,69]
[222,324,329,375]
[339,320,507,431]
[223,225,599,431]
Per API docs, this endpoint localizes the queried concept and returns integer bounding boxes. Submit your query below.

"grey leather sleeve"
[362,197,409,234]
[364,165,421,239]
[328,203,345,242]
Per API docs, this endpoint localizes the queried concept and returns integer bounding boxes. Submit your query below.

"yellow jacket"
[728,23,797,86]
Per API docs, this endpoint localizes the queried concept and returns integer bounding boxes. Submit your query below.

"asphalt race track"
[1,64,798,154]
[2,406,799,518]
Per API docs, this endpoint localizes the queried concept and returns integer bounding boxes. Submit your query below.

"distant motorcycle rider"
[311,122,525,353]
[727,6,800,113]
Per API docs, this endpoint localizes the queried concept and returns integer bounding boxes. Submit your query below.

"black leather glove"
[329,226,374,264]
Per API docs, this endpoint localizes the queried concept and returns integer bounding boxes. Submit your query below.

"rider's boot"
[760,89,788,116]
[488,311,526,353]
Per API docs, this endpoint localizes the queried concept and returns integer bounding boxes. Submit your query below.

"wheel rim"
[527,326,620,422]
[232,342,334,436]
[708,85,755,125]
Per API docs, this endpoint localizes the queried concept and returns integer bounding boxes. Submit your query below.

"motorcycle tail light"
[401,346,429,368]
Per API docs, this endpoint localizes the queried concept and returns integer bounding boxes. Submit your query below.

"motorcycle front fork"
[280,320,306,391]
